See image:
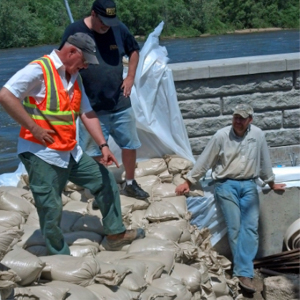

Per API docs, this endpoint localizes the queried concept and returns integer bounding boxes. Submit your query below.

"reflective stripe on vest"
[20,56,82,151]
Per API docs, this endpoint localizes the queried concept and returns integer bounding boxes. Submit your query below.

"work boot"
[103,228,145,251]
[122,180,150,200]
[238,276,256,293]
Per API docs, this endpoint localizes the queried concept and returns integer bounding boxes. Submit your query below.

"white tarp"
[109,21,194,164]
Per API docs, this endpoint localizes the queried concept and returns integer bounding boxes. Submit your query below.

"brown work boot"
[238,276,256,293]
[103,228,145,251]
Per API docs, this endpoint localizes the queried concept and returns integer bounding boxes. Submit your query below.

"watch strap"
[99,143,109,150]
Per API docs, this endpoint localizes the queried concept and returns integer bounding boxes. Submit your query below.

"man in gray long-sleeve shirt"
[176,103,286,293]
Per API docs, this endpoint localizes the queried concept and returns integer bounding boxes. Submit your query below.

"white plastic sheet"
[109,21,195,164]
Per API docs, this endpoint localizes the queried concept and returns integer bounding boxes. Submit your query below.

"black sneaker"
[122,180,150,200]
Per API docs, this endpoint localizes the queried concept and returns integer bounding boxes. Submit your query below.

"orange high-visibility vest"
[19,56,82,151]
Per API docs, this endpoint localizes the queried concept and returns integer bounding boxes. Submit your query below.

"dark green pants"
[19,152,125,255]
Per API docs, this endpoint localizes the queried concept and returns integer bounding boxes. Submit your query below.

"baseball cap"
[92,0,119,26]
[233,104,254,118]
[67,33,99,64]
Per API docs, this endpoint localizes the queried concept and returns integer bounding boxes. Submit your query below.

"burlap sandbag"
[71,214,104,235]
[60,211,83,233]
[134,158,168,177]
[161,219,192,243]
[1,246,45,286]
[164,154,194,175]
[129,210,149,230]
[120,195,150,212]
[144,201,180,222]
[69,244,99,257]
[0,190,35,219]
[161,196,189,219]
[0,210,24,229]
[86,283,140,300]
[157,169,173,183]
[63,231,102,248]
[0,229,23,260]
[170,262,202,293]
[7,285,69,300]
[95,250,127,262]
[45,280,99,300]
[127,238,182,261]
[145,223,183,242]
[152,183,177,201]
[151,276,193,300]
[139,285,176,300]
[122,250,175,275]
[62,201,88,215]
[40,255,102,287]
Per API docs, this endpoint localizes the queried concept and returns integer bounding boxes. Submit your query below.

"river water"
[0,29,299,174]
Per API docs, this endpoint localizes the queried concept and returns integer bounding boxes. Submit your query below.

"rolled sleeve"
[259,134,275,183]
[186,134,221,184]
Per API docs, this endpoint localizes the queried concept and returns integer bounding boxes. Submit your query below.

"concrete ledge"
[169,53,300,81]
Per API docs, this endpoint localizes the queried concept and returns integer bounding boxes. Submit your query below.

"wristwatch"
[99,143,109,150]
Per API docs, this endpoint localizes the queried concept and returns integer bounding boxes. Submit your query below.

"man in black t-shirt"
[61,0,149,200]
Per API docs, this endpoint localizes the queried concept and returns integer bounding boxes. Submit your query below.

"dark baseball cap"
[67,33,99,64]
[92,0,119,26]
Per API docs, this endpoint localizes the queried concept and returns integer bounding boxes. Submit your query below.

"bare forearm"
[80,111,106,146]
[0,87,38,131]
[127,50,139,80]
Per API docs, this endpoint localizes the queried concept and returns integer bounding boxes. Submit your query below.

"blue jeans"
[214,179,259,278]
[79,107,141,156]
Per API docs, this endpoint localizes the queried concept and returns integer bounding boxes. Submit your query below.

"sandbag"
[170,263,202,293]
[145,223,183,242]
[123,250,175,275]
[164,154,194,174]
[71,214,104,235]
[69,244,99,257]
[86,283,140,300]
[151,276,193,300]
[134,158,168,177]
[63,231,102,247]
[0,210,24,229]
[0,190,35,219]
[113,259,147,291]
[139,285,176,300]
[127,238,182,261]
[161,196,189,219]
[95,250,127,262]
[1,246,45,286]
[16,226,44,249]
[157,169,173,183]
[144,201,180,222]
[40,255,102,287]
[152,183,177,200]
[60,211,83,233]
[120,195,150,212]
[0,229,23,260]
[6,285,69,300]
[25,209,40,228]
[129,210,149,229]
[62,201,88,214]
[45,280,99,300]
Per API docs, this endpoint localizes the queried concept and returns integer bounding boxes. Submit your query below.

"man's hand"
[31,126,55,146]
[96,147,119,168]
[175,180,191,195]
[270,183,286,191]
[121,76,134,98]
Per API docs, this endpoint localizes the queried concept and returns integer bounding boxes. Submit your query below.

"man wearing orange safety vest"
[0,33,145,255]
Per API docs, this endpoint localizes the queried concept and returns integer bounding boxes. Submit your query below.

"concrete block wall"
[169,53,300,166]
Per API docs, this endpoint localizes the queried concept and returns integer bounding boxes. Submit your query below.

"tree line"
[0,0,298,49]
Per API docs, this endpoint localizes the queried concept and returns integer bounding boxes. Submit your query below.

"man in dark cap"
[176,103,286,294]
[0,32,145,256]
[60,0,150,201]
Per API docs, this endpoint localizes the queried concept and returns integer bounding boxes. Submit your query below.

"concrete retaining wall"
[169,53,300,166]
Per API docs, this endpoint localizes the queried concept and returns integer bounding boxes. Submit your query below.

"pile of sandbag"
[0,155,240,300]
